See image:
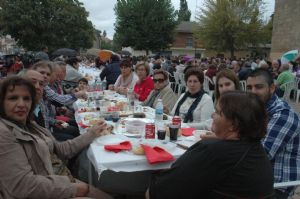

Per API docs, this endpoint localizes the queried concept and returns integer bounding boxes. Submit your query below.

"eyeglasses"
[153,79,165,83]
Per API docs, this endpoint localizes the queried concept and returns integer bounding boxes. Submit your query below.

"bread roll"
[132,145,145,155]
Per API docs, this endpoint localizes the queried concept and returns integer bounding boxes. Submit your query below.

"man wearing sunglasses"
[143,69,177,113]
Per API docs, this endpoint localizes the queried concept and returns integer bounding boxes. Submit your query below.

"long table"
[73,92,195,177]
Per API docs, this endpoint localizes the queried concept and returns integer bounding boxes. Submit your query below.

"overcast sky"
[79,0,275,39]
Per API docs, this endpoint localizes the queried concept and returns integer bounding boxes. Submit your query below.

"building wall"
[173,32,192,48]
[270,0,300,60]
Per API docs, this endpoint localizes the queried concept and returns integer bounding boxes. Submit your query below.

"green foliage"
[0,0,94,51]
[176,0,191,22]
[194,0,266,57]
[114,0,178,54]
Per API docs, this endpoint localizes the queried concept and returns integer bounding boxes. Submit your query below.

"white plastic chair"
[294,77,300,103]
[239,80,247,91]
[281,81,295,102]
[203,76,214,97]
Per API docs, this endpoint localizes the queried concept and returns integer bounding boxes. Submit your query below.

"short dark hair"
[66,57,80,67]
[0,76,36,124]
[78,77,88,84]
[184,68,204,84]
[153,69,168,80]
[219,91,267,141]
[247,68,274,86]
[120,59,132,68]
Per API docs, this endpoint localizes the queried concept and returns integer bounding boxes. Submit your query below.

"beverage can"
[172,116,181,128]
[145,123,155,139]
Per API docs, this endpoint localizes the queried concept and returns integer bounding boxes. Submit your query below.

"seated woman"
[199,68,240,130]
[143,69,177,113]
[134,61,154,102]
[0,76,112,199]
[214,68,240,104]
[147,91,274,198]
[171,68,214,128]
[110,59,138,95]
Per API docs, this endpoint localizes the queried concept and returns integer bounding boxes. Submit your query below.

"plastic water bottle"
[155,99,164,121]
[101,80,107,91]
[127,88,135,110]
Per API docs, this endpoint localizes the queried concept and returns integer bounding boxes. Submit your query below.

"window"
[186,37,193,48]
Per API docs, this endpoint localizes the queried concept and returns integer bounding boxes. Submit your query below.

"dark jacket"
[100,61,121,88]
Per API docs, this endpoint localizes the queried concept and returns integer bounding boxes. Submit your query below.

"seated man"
[142,69,177,113]
[275,63,295,97]
[246,68,300,198]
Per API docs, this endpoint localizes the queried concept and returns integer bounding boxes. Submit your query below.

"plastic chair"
[239,80,247,91]
[281,81,295,102]
[203,76,214,97]
[294,77,300,103]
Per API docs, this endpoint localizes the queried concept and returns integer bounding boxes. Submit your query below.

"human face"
[73,62,80,70]
[4,85,32,125]
[153,74,166,90]
[187,75,201,94]
[136,66,147,80]
[26,70,45,101]
[120,65,131,77]
[211,103,235,139]
[218,77,236,96]
[78,81,88,91]
[58,67,66,81]
[35,66,51,84]
[246,76,275,103]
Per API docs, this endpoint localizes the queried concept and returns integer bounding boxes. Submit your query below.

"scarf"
[144,84,168,107]
[174,89,205,123]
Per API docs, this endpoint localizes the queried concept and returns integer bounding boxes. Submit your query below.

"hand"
[54,120,65,129]
[200,131,217,140]
[88,121,108,137]
[73,179,89,197]
[119,87,128,95]
[134,93,140,99]
[163,106,169,114]
[74,90,87,100]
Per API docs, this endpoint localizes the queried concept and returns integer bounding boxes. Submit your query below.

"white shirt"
[171,93,214,128]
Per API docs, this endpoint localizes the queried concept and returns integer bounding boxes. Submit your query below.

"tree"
[0,0,94,51]
[176,0,191,22]
[194,0,265,57]
[114,0,177,54]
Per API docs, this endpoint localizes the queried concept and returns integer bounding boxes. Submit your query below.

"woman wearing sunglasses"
[143,69,177,113]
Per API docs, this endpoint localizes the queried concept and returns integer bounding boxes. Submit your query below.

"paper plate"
[95,134,129,145]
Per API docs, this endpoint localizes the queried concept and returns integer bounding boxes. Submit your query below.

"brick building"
[270,0,300,60]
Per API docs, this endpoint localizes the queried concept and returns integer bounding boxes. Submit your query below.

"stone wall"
[270,0,300,60]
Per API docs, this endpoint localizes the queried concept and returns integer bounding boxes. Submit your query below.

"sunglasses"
[153,78,164,83]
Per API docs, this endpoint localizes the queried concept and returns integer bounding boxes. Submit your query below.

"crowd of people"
[0,49,300,199]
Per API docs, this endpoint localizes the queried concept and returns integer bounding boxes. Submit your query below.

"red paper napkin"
[55,116,70,122]
[104,141,132,153]
[78,122,89,128]
[181,128,196,136]
[141,144,174,164]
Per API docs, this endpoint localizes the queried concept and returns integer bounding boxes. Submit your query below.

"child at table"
[74,77,89,92]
